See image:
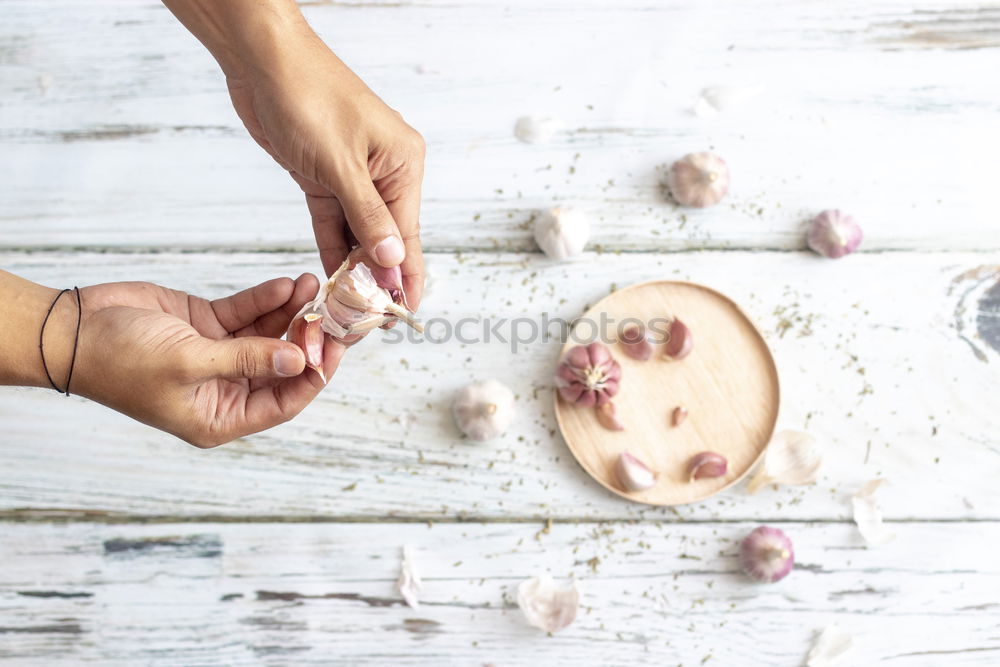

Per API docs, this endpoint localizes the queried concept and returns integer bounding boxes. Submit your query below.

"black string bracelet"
[39,289,70,393]
[65,286,82,396]
[38,287,83,396]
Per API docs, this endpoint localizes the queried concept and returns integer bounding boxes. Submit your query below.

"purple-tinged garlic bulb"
[616,451,656,491]
[287,248,422,379]
[666,152,730,208]
[740,526,794,583]
[687,451,728,481]
[807,210,863,259]
[555,343,621,407]
[619,324,653,361]
[664,318,693,359]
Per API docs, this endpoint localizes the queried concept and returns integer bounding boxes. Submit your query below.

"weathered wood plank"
[1,521,998,665]
[1,1,998,251]
[0,250,997,521]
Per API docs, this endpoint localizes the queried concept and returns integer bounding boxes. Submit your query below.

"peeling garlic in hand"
[666,152,730,208]
[517,575,580,634]
[452,379,515,442]
[616,451,656,491]
[746,430,822,493]
[555,343,621,407]
[740,525,794,583]
[807,210,863,259]
[287,247,422,380]
[534,207,589,260]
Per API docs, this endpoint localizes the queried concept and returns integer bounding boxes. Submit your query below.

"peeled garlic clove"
[533,206,589,260]
[740,525,794,583]
[666,152,730,208]
[452,379,515,442]
[513,116,562,144]
[616,451,656,491]
[806,625,854,667]
[555,342,622,407]
[671,405,689,426]
[619,324,653,361]
[852,479,895,546]
[687,451,727,481]
[595,402,624,431]
[516,575,579,634]
[807,209,863,259]
[396,545,422,609]
[664,318,693,359]
[746,430,822,493]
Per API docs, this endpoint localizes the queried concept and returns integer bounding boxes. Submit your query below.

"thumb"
[200,337,306,380]
[332,175,406,268]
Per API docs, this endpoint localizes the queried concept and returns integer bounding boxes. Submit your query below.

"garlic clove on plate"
[666,152,730,208]
[595,402,625,431]
[616,451,656,491]
[746,430,822,493]
[555,342,621,407]
[740,525,794,583]
[806,625,854,667]
[396,545,423,609]
[619,324,653,361]
[671,405,689,426]
[852,478,895,546]
[452,379,516,442]
[533,206,589,260]
[663,318,693,359]
[687,451,727,481]
[516,575,580,634]
[807,209,863,259]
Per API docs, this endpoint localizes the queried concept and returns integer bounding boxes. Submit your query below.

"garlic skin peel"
[452,379,515,442]
[740,525,794,583]
[806,625,854,667]
[514,116,562,144]
[807,209,863,259]
[746,430,822,493]
[852,478,895,546]
[666,152,730,208]
[396,545,423,609]
[516,575,580,634]
[693,85,764,117]
[533,207,589,260]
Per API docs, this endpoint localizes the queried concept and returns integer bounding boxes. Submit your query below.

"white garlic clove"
[516,575,580,634]
[595,402,625,431]
[513,116,563,144]
[616,451,656,491]
[807,209,863,259]
[806,625,854,667]
[452,379,516,442]
[396,545,423,609]
[740,525,794,583]
[533,206,589,260]
[852,478,895,546]
[746,430,822,493]
[666,152,730,208]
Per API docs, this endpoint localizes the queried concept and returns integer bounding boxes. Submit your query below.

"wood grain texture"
[2,521,999,665]
[0,250,997,522]
[554,281,779,505]
[1,1,999,251]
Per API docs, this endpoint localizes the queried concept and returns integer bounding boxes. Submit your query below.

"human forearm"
[0,270,76,390]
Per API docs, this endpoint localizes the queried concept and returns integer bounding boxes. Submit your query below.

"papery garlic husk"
[687,451,727,482]
[852,478,895,546]
[663,318,693,359]
[534,206,589,260]
[514,116,562,144]
[619,324,653,361]
[807,209,863,259]
[693,85,764,117]
[517,575,580,633]
[595,402,624,431]
[452,379,515,442]
[616,451,656,491]
[666,152,730,208]
[746,430,822,493]
[285,248,422,376]
[740,525,794,583]
[396,545,423,609]
[555,342,621,407]
[806,625,854,667]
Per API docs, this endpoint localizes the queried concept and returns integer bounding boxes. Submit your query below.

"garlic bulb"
[807,209,863,259]
[516,575,580,634]
[555,343,621,407]
[666,152,730,208]
[616,451,656,491]
[686,451,727,482]
[287,247,422,380]
[533,207,589,260]
[396,545,422,609]
[852,479,895,546]
[452,379,515,442]
[513,116,562,144]
[619,324,653,361]
[746,430,822,493]
[740,525,794,583]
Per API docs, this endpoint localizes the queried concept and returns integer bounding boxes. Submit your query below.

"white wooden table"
[2,1,999,664]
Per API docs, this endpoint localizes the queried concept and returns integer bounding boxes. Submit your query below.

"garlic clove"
[595,402,624,431]
[619,324,653,361]
[452,379,516,442]
[616,451,656,491]
[740,525,794,583]
[288,312,326,381]
[746,430,822,493]
[516,575,580,634]
[666,152,730,208]
[806,625,854,667]
[687,451,727,481]
[534,207,590,260]
[396,545,422,609]
[807,210,862,259]
[664,318,693,359]
[852,479,895,546]
[671,405,689,426]
[513,116,563,145]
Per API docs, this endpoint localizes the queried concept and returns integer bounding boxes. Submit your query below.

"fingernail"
[273,348,302,377]
[374,236,405,266]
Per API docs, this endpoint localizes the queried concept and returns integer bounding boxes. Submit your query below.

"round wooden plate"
[554,280,779,506]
